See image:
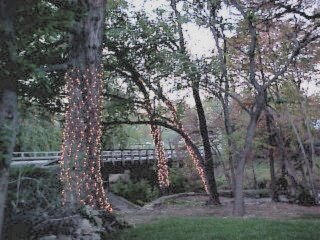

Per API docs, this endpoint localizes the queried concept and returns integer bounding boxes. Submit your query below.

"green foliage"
[16,106,61,151]
[102,126,129,149]
[295,187,317,206]
[111,179,159,206]
[169,168,189,193]
[1,1,74,111]
[169,168,204,193]
[109,217,320,240]
[7,166,61,212]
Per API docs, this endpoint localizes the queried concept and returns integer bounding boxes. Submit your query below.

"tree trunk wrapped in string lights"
[59,0,111,211]
[164,100,211,196]
[60,68,112,211]
[151,124,170,191]
[144,98,170,192]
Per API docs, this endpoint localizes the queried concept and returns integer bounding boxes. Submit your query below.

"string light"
[164,100,210,194]
[59,66,112,212]
[151,125,170,189]
[145,100,170,189]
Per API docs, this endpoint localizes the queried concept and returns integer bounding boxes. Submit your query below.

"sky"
[127,0,217,57]
[125,0,319,96]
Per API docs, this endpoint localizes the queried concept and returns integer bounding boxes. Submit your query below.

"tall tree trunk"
[0,0,18,237]
[222,101,236,194]
[300,97,315,171]
[274,122,299,196]
[208,1,236,195]
[233,95,265,216]
[150,124,170,194]
[60,0,112,211]
[233,117,258,216]
[170,0,220,204]
[192,83,220,204]
[265,111,279,201]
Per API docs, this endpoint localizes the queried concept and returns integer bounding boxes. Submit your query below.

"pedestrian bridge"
[11,149,180,167]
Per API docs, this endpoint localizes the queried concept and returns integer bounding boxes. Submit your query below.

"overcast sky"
[126,0,319,95]
[127,0,218,57]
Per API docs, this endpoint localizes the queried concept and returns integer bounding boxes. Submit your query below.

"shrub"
[169,168,204,194]
[295,187,316,206]
[257,179,268,189]
[111,179,159,206]
[5,167,62,239]
[169,168,189,193]
[7,166,61,211]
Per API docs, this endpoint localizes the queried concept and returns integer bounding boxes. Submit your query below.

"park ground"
[107,194,320,240]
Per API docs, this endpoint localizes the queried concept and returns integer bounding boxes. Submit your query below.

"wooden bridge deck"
[10,149,179,167]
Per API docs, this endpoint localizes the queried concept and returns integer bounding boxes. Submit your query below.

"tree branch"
[104,119,183,135]
[38,63,68,72]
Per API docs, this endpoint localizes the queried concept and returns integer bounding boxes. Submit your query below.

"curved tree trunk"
[192,83,220,204]
[170,0,220,204]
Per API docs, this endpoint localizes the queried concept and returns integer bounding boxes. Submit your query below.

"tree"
[59,0,111,210]
[0,0,18,237]
[104,5,220,203]
[170,0,220,204]
[186,0,319,215]
[0,0,73,234]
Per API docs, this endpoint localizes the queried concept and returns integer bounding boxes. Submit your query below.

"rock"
[77,219,94,235]
[57,235,72,240]
[92,216,103,227]
[80,233,101,240]
[279,195,290,203]
[39,235,57,240]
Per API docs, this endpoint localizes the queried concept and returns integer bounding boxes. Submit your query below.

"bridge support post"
[104,173,110,192]
[102,168,110,192]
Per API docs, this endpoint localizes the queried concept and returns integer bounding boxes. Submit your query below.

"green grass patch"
[109,217,320,240]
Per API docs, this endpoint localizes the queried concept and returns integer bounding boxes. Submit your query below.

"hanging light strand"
[59,67,112,212]
[164,100,210,194]
[144,99,170,189]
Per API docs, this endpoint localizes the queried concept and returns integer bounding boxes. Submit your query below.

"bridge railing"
[12,152,61,161]
[11,149,178,166]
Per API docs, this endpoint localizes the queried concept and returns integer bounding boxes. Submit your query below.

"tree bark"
[208,1,236,195]
[222,100,236,194]
[192,83,220,204]
[60,0,112,210]
[233,95,265,216]
[0,0,18,237]
[170,0,220,204]
[233,117,257,216]
[265,111,279,201]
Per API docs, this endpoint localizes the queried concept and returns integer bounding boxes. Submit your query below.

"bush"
[169,168,204,194]
[276,176,288,192]
[5,167,62,239]
[295,187,317,206]
[257,179,268,189]
[111,179,159,206]
[7,166,61,212]
[169,168,189,193]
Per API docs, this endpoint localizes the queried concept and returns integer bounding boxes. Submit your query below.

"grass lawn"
[108,217,320,240]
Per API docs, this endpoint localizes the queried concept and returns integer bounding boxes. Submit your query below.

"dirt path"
[109,193,320,225]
